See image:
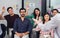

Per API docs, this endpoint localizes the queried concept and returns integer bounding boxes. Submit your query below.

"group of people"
[0,6,60,38]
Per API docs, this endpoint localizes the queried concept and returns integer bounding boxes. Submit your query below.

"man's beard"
[21,14,25,17]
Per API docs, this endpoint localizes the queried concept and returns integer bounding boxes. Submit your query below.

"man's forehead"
[53,10,57,12]
[21,10,25,11]
[9,8,13,10]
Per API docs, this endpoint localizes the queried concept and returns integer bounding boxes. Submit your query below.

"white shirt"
[38,13,60,38]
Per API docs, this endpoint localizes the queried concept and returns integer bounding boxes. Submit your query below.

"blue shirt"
[13,17,33,33]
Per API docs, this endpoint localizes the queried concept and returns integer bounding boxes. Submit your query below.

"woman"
[36,13,54,38]
[26,8,42,38]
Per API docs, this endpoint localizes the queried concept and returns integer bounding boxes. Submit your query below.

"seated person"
[13,8,33,38]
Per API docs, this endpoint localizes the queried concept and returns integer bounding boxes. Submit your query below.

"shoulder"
[14,14,19,16]
[4,15,10,18]
[15,18,20,21]
[25,18,31,21]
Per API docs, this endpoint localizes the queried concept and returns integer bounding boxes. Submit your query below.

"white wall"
[24,0,41,15]
[51,0,60,9]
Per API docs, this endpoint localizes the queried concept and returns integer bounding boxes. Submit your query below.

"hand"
[25,6,29,16]
[22,33,26,36]
[16,33,23,37]
[39,17,42,23]
[26,6,29,10]
[32,18,37,22]
[2,6,5,14]
[22,32,29,36]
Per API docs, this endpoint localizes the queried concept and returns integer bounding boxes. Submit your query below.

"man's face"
[20,10,26,17]
[52,10,58,16]
[8,8,13,15]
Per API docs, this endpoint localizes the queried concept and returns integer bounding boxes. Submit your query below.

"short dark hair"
[7,7,13,12]
[19,8,26,13]
[51,9,59,13]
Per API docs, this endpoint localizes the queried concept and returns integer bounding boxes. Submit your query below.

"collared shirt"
[14,17,33,33]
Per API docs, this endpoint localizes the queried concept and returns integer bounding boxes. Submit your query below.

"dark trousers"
[0,35,3,38]
[11,31,15,38]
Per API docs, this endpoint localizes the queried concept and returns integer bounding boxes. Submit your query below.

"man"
[37,9,60,38]
[14,8,33,38]
[1,7,19,38]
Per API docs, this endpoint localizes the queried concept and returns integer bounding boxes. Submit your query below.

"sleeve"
[13,19,18,33]
[27,20,33,32]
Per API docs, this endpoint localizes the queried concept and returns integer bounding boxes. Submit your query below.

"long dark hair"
[43,13,51,24]
[33,8,40,19]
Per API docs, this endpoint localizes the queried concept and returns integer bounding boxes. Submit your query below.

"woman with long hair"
[36,13,54,38]
[26,8,42,38]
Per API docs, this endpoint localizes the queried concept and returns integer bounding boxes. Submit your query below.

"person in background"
[0,24,2,38]
[26,8,42,38]
[14,8,33,38]
[1,7,19,38]
[36,13,54,38]
[0,14,7,38]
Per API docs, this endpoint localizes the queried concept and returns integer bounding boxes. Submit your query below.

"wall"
[0,0,21,16]
[24,0,41,15]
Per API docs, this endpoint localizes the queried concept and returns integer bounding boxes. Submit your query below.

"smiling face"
[8,8,14,15]
[44,14,50,21]
[52,10,58,16]
[35,9,40,16]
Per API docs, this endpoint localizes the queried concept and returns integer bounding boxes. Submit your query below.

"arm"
[25,6,29,16]
[0,7,6,19]
[27,20,33,34]
[1,7,5,15]
[50,29,54,38]
[13,19,18,33]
